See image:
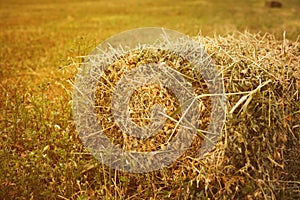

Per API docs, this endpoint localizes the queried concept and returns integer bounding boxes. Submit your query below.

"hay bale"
[91,31,299,199]
[265,1,283,8]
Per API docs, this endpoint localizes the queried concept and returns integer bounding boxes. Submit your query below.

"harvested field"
[1,0,299,199]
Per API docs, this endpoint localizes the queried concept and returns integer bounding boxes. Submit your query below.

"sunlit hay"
[92,31,299,199]
[94,48,211,153]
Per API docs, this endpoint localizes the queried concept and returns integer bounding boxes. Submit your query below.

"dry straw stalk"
[90,31,299,199]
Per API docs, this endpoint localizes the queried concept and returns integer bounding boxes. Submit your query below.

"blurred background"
[1,0,299,82]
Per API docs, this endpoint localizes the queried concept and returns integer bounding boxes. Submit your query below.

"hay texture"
[91,31,299,199]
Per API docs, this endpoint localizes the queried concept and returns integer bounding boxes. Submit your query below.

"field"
[1,0,300,199]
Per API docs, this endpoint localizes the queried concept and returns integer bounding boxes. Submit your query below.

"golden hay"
[93,31,299,199]
[95,49,210,153]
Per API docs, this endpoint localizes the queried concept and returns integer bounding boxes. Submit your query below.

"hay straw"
[86,31,299,199]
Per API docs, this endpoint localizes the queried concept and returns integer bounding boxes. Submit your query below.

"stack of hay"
[94,31,300,199]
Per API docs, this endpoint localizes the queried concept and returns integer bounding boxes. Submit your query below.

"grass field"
[1,0,300,199]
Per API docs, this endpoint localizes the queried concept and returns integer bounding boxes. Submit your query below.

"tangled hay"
[95,48,211,153]
[187,32,300,199]
[87,31,299,199]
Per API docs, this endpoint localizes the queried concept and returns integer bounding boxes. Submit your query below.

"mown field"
[1,0,300,199]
